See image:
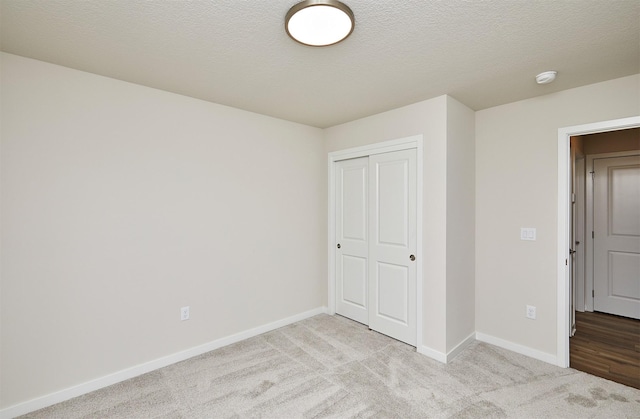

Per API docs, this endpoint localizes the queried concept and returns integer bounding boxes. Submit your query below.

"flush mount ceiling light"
[285,0,355,47]
[536,71,557,84]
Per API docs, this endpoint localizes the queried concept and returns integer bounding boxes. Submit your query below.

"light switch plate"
[520,228,536,241]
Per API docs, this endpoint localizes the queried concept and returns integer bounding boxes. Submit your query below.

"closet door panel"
[368,149,417,345]
[335,157,369,324]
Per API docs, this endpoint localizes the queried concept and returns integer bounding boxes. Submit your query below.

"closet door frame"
[328,135,423,347]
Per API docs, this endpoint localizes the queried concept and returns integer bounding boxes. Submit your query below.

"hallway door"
[593,155,640,319]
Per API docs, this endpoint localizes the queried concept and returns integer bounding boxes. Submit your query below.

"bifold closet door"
[335,149,417,346]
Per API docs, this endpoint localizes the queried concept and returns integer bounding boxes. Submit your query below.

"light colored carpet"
[21,314,640,418]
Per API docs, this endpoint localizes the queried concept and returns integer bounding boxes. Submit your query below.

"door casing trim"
[328,135,423,348]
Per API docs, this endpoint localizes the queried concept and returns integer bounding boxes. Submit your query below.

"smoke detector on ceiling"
[536,71,557,84]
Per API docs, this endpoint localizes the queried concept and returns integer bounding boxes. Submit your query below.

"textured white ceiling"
[1,1,639,128]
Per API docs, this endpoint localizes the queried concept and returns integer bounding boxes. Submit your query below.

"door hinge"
[565,259,568,266]
[592,231,594,239]
[592,290,594,298]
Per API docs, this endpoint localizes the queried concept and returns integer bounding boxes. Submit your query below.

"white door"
[334,149,418,346]
[368,150,417,345]
[335,157,369,324]
[593,155,640,319]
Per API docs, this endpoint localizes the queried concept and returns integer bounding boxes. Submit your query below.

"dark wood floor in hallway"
[570,311,640,389]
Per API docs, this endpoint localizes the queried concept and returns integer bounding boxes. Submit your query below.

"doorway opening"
[568,128,640,388]
[558,116,640,369]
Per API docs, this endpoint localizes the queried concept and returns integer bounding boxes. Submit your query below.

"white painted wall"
[475,74,640,357]
[325,95,476,356]
[0,53,326,408]
[445,97,476,351]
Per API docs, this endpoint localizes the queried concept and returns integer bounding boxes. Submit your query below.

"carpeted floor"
[21,314,640,418]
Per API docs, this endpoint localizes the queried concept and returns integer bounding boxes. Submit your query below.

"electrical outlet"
[181,306,190,321]
[526,305,536,320]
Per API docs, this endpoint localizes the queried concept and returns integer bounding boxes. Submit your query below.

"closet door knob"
[409,254,415,261]
[337,244,341,249]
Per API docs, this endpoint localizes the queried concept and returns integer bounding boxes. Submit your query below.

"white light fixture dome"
[285,0,355,47]
[536,71,557,84]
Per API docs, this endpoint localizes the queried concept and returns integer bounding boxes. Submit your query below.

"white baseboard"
[0,306,328,419]
[445,332,476,362]
[475,332,558,365]
[417,332,476,364]
[417,345,447,363]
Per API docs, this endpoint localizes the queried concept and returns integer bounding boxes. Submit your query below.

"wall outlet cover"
[526,305,536,319]
[180,306,190,321]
